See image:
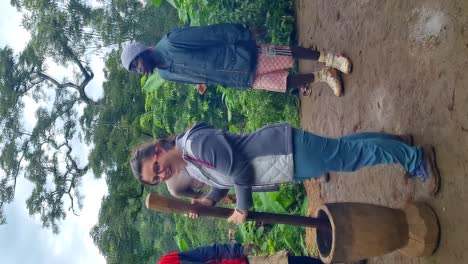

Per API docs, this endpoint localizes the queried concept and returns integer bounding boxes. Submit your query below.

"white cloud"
[0,1,30,50]
[0,173,107,264]
[22,96,39,131]
[84,54,106,101]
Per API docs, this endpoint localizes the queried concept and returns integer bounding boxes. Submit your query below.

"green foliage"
[152,0,163,8]
[91,0,181,47]
[173,213,231,249]
[164,0,295,44]
[234,185,308,256]
[164,0,179,9]
[175,235,190,251]
[142,77,228,137]
[142,72,166,93]
[218,87,299,132]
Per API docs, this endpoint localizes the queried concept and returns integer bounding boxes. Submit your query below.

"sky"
[0,2,108,264]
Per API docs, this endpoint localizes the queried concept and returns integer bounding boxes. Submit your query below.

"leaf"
[300,198,309,215]
[269,192,294,210]
[140,75,148,87]
[229,124,239,133]
[142,72,166,93]
[151,0,163,7]
[256,226,264,238]
[227,107,232,122]
[255,193,287,213]
[299,235,309,256]
[175,235,189,251]
[234,230,244,243]
[261,241,268,251]
[164,0,179,9]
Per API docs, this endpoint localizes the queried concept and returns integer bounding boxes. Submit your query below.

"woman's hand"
[186,198,214,219]
[221,194,237,204]
[227,209,248,224]
[196,84,208,94]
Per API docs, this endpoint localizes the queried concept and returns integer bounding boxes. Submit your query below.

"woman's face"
[130,57,147,74]
[130,51,157,74]
[140,147,186,185]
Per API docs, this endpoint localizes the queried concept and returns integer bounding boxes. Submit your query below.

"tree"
[80,50,148,176]
[89,0,181,47]
[0,0,98,231]
[1,0,179,231]
[0,42,94,231]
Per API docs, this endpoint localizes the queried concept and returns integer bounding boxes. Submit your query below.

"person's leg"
[251,44,294,93]
[288,255,323,264]
[290,46,352,74]
[254,45,342,96]
[317,52,352,74]
[341,132,414,146]
[341,132,404,141]
[312,68,342,96]
[252,70,290,93]
[290,46,321,60]
[286,74,315,96]
[286,69,342,97]
[293,128,423,180]
[251,47,291,93]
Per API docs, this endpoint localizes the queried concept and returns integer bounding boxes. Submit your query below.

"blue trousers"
[293,128,423,179]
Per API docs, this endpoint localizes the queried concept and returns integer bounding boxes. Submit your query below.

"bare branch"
[63,138,89,175]
[37,72,80,89]
[67,193,80,216]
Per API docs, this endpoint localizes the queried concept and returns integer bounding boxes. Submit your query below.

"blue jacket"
[158,243,247,264]
[154,24,258,89]
[176,122,294,211]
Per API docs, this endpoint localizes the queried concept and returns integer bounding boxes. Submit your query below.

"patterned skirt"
[252,44,294,93]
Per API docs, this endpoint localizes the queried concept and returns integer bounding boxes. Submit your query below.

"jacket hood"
[121,42,150,71]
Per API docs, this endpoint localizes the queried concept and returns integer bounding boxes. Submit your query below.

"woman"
[129,122,440,224]
[121,23,351,97]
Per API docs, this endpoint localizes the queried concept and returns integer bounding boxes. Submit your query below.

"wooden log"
[145,193,331,229]
[315,202,440,264]
[316,203,409,263]
[398,202,440,257]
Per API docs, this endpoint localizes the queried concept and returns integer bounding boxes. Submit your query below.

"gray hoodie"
[165,168,207,199]
[176,122,295,210]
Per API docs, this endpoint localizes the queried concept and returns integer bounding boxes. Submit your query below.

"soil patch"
[296,0,468,263]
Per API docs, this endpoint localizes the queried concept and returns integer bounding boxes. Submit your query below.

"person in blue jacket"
[129,122,440,224]
[156,243,325,264]
[121,23,351,97]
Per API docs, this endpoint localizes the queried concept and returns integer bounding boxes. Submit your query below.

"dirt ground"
[296,0,468,263]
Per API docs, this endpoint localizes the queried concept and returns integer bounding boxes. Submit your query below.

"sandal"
[300,85,312,97]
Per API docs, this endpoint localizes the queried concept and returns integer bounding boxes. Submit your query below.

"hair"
[130,137,176,185]
[136,50,158,74]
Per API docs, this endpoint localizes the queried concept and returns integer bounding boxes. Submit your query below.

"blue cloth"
[176,243,246,263]
[293,129,423,179]
[155,23,258,89]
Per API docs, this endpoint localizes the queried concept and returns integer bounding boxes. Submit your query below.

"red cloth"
[158,252,247,264]
[158,252,180,264]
